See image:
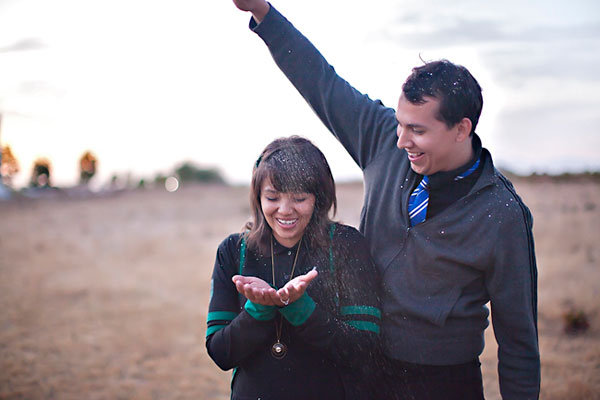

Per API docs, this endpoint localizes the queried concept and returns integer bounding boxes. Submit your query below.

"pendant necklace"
[270,235,303,360]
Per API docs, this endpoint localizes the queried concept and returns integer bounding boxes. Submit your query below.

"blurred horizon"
[1,0,599,189]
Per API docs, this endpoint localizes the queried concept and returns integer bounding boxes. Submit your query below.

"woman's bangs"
[266,162,316,195]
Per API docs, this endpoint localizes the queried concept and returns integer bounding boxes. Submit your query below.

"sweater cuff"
[279,293,316,326]
[245,299,277,321]
[250,4,289,48]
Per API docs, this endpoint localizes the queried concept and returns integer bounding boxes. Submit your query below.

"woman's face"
[260,177,316,248]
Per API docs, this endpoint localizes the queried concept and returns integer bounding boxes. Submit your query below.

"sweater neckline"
[427,134,483,188]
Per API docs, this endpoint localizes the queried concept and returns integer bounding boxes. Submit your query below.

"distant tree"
[30,158,52,188]
[154,173,167,186]
[1,145,20,186]
[79,151,97,185]
[175,162,225,184]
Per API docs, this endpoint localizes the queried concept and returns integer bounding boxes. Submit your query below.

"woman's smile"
[260,178,315,248]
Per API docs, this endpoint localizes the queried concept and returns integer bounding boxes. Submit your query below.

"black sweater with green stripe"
[206,223,381,400]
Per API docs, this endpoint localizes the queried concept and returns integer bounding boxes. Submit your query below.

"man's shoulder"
[482,170,534,229]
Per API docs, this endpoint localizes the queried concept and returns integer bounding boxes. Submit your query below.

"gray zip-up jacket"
[249,5,540,399]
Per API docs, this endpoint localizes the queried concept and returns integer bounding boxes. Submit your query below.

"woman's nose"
[278,199,293,214]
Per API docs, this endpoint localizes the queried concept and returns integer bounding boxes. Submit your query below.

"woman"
[206,136,381,399]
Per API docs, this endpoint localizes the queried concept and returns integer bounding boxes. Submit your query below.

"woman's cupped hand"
[232,269,318,307]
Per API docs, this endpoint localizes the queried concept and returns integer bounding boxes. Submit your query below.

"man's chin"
[410,164,426,176]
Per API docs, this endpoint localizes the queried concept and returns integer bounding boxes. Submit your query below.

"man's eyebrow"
[397,120,427,129]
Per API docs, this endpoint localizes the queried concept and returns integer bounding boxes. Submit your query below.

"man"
[230,1,540,399]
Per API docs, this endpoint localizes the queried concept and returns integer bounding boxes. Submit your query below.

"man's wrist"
[251,1,270,23]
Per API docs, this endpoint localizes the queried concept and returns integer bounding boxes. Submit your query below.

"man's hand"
[231,0,270,23]
[276,268,318,306]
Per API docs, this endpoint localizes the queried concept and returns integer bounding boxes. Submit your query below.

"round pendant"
[271,341,287,359]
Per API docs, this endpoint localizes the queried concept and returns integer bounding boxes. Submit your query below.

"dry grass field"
[0,180,598,399]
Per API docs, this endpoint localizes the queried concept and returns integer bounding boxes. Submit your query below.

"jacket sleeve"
[205,236,275,371]
[279,228,382,369]
[485,194,540,399]
[250,5,398,170]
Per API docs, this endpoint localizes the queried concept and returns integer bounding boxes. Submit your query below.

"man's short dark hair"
[402,60,483,135]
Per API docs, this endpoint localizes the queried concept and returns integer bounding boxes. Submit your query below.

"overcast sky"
[1,0,599,188]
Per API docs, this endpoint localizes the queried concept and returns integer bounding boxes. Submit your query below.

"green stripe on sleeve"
[231,367,238,390]
[207,311,238,322]
[206,324,227,337]
[345,320,380,334]
[340,305,382,319]
[245,300,277,321]
[279,292,316,326]
[239,237,246,274]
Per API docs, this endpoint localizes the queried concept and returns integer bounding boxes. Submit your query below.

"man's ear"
[455,118,472,142]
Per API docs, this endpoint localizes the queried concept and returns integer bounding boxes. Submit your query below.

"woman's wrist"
[245,299,277,321]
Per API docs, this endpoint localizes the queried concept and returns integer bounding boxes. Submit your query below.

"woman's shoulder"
[330,223,368,246]
[217,232,244,253]
[329,223,375,275]
[331,223,363,238]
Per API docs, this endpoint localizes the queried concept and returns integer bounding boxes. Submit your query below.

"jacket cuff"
[279,292,316,326]
[250,4,289,48]
[245,299,277,321]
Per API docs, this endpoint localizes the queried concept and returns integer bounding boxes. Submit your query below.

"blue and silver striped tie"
[408,157,481,227]
[408,176,429,226]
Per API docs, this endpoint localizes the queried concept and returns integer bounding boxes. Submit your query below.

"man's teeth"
[277,219,297,225]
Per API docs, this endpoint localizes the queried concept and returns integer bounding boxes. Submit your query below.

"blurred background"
[1,0,599,191]
[1,1,599,399]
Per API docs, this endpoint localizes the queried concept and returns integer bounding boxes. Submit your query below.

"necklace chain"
[270,235,303,345]
[270,235,303,289]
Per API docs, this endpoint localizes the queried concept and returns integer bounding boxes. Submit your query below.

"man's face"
[395,94,462,176]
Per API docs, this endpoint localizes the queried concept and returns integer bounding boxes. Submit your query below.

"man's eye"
[294,197,306,202]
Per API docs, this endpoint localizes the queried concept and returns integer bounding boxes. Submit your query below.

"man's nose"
[396,126,410,149]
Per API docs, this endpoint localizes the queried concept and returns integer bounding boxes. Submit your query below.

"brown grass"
[0,181,598,399]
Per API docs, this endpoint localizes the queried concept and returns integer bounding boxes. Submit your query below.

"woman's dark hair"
[402,59,483,135]
[244,136,337,254]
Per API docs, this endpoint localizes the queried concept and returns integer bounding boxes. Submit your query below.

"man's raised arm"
[230,1,397,170]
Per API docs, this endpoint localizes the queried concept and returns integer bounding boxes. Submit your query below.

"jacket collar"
[427,133,484,188]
